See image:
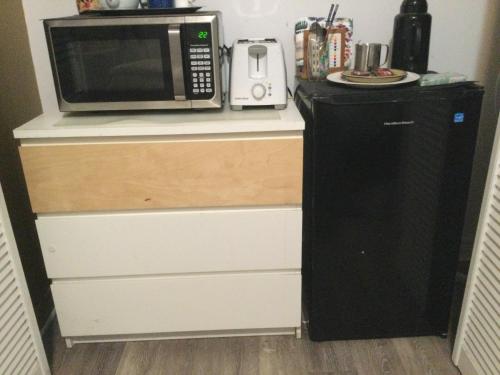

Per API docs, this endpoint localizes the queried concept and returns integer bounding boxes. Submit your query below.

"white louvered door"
[453,116,500,375]
[0,183,50,375]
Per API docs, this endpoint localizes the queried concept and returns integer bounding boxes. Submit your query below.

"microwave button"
[193,83,199,88]
[206,83,211,88]
[206,72,211,77]
[193,78,198,83]
[204,48,210,53]
[203,54,210,59]
[199,72,204,77]
[191,61,197,66]
[190,48,197,53]
[197,48,204,53]
[192,67,198,71]
[204,61,211,66]
[201,89,206,93]
[193,89,200,94]
[190,54,197,59]
[200,83,205,88]
[205,67,211,71]
[207,88,213,93]
[192,73,198,77]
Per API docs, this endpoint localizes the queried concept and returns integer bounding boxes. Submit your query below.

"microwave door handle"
[168,24,186,101]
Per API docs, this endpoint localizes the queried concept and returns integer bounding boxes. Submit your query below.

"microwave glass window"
[51,26,174,103]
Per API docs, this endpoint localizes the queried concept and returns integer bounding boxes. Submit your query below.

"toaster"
[230,38,288,110]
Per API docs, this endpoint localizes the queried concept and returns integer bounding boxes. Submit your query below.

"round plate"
[328,71,420,88]
[341,69,407,84]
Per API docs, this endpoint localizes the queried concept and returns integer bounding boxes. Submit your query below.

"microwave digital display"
[185,23,212,45]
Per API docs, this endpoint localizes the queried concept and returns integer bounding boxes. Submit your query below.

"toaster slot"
[248,45,268,80]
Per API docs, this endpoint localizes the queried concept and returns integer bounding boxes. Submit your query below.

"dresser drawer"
[20,137,303,213]
[52,272,301,337]
[37,208,302,278]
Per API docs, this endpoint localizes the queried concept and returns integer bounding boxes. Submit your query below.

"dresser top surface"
[14,100,304,140]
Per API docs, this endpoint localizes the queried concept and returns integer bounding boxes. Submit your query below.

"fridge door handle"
[168,24,186,101]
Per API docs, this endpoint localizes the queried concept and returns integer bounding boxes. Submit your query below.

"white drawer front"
[37,208,302,278]
[52,272,301,337]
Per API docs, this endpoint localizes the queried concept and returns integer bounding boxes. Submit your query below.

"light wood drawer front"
[37,208,302,278]
[52,272,301,337]
[20,138,303,213]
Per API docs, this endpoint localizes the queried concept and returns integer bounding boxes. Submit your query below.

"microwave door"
[48,23,189,111]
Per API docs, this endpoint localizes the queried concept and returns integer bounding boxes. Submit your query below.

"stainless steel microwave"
[44,12,223,112]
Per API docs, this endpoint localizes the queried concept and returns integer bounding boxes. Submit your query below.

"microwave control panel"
[183,23,215,100]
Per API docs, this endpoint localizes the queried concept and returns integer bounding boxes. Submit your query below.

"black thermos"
[391,0,432,73]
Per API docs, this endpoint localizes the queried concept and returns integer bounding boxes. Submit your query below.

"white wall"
[22,0,494,115]
[22,0,76,115]
[199,0,493,84]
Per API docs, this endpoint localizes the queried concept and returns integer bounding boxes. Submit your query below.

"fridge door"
[305,89,482,340]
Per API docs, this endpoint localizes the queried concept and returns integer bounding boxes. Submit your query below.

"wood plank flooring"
[43,321,461,375]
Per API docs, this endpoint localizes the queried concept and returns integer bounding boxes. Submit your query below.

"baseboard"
[33,286,55,331]
[64,327,299,348]
[40,308,56,338]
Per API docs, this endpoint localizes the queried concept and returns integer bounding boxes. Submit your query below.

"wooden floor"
[43,322,461,375]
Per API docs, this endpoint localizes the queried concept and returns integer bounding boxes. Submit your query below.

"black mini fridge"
[295,81,484,341]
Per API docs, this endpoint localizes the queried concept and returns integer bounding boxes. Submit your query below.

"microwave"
[44,12,223,112]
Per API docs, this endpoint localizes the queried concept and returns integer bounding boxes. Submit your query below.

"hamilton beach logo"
[233,0,283,18]
[384,121,415,126]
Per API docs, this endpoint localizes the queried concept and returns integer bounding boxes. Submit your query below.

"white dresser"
[14,102,304,347]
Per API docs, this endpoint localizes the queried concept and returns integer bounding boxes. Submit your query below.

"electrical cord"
[220,45,231,61]
[218,45,232,65]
